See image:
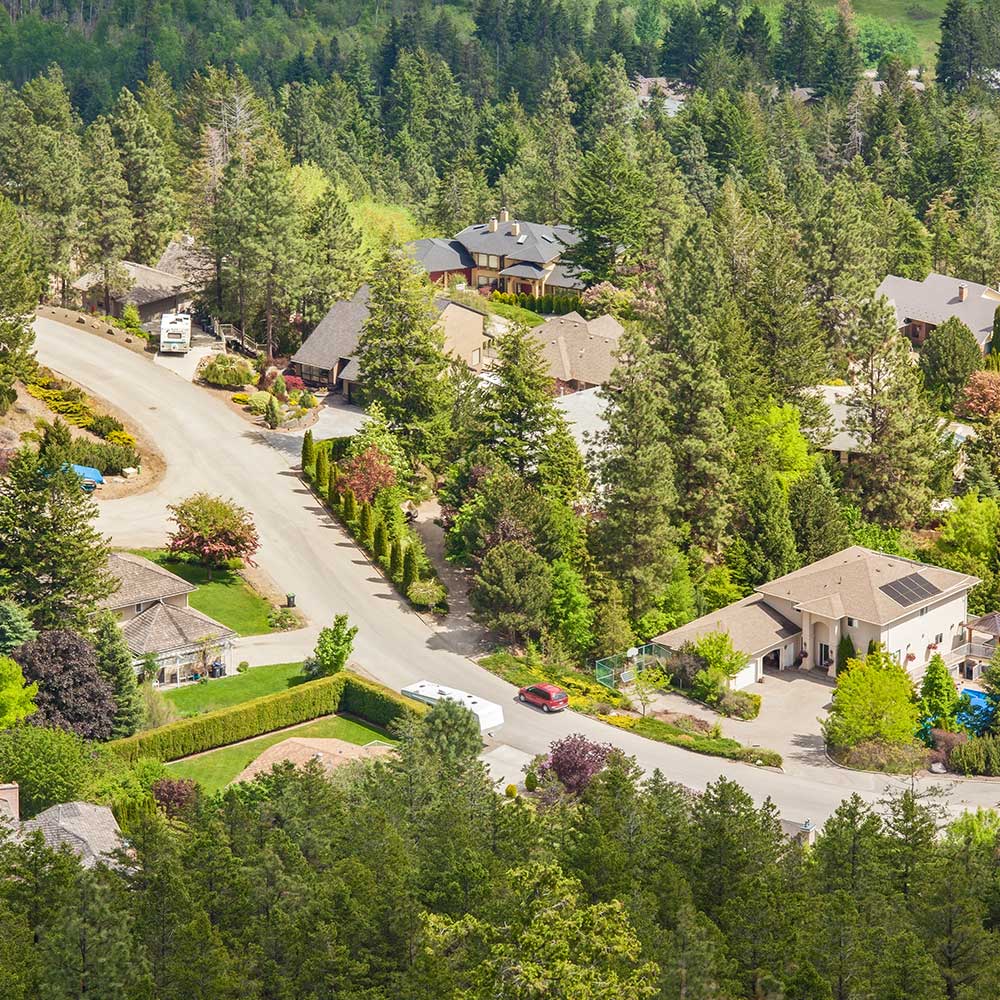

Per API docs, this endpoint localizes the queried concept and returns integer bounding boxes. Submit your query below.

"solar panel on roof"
[879,572,942,607]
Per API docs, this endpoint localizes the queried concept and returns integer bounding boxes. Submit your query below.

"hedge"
[600,714,783,768]
[340,673,426,728]
[949,735,1000,776]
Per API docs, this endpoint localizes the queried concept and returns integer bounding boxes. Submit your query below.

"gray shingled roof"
[453,219,579,265]
[122,602,235,656]
[21,802,121,869]
[73,261,191,307]
[877,272,1000,347]
[290,284,371,370]
[531,311,624,386]
[100,553,195,610]
[545,262,585,290]
[407,238,474,272]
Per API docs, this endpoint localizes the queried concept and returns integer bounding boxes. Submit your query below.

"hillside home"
[631,75,686,114]
[74,261,197,324]
[531,311,624,394]
[288,284,490,398]
[877,272,999,350]
[653,547,992,689]
[100,553,235,684]
[407,208,583,297]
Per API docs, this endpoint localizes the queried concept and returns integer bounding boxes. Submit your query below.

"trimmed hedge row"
[109,673,423,764]
[601,714,783,769]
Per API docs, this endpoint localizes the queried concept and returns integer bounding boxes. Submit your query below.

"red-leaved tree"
[959,370,1000,419]
[152,777,198,818]
[339,445,397,504]
[540,733,613,794]
[167,493,260,578]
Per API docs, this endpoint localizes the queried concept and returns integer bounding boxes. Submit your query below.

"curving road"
[33,317,1000,825]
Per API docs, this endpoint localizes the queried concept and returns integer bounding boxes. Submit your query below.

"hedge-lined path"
[33,316,1000,825]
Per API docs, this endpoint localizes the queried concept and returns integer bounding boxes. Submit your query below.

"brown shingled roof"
[122,602,234,656]
[235,737,394,784]
[100,553,195,610]
[531,311,624,387]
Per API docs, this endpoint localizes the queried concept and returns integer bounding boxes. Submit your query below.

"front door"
[819,642,831,668]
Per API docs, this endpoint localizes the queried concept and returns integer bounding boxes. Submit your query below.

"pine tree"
[936,0,983,92]
[775,0,824,86]
[818,0,863,101]
[302,185,365,326]
[110,87,175,263]
[919,316,983,409]
[91,610,143,738]
[0,599,37,653]
[788,463,852,564]
[389,539,404,580]
[78,118,134,315]
[357,247,453,463]
[592,328,679,621]
[301,428,315,471]
[402,546,418,592]
[0,452,114,630]
[524,72,579,222]
[0,197,41,417]
[846,297,950,527]
[728,474,800,589]
[425,159,491,237]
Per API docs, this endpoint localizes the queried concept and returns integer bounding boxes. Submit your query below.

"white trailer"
[401,680,505,731]
[159,312,192,354]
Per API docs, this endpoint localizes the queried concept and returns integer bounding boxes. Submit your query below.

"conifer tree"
[727,474,799,589]
[818,0,863,101]
[373,519,388,562]
[592,328,678,620]
[920,653,959,730]
[919,316,983,409]
[302,185,365,326]
[91,610,143,739]
[0,599,37,654]
[936,0,983,92]
[301,429,315,471]
[314,445,329,493]
[788,463,852,564]
[342,487,357,522]
[111,87,175,263]
[402,546,418,593]
[327,464,339,504]
[0,197,41,417]
[358,502,374,549]
[389,539,404,580]
[775,0,824,86]
[78,118,134,315]
[846,297,950,527]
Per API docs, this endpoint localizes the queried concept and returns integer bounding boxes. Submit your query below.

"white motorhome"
[401,680,504,731]
[159,312,192,354]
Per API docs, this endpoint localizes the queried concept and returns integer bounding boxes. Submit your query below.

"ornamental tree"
[167,493,259,579]
[13,630,116,741]
[959,370,1000,420]
[0,599,37,654]
[541,733,613,794]
[0,654,37,729]
[339,444,397,504]
[305,614,357,677]
[920,653,960,731]
[470,540,553,642]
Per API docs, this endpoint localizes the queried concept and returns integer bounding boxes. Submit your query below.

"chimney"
[511,220,520,237]
[499,207,510,223]
[959,282,968,302]
[488,217,498,233]
[0,782,19,822]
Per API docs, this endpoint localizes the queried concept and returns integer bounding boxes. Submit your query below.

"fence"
[594,642,672,690]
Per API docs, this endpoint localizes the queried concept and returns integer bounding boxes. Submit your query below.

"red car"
[518,683,569,713]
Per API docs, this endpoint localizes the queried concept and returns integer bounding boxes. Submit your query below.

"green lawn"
[128,549,275,636]
[164,715,391,795]
[163,662,306,717]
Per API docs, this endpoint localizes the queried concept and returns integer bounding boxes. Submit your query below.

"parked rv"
[159,312,192,354]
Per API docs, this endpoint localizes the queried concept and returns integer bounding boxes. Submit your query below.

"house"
[877,272,1000,350]
[288,284,490,398]
[100,553,235,685]
[234,737,394,784]
[156,235,213,293]
[1,784,122,869]
[632,75,686,115]
[653,547,988,688]
[407,208,583,297]
[73,260,197,325]
[531,311,624,394]
[555,385,606,462]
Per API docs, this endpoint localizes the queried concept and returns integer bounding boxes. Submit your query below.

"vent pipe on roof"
[488,217,498,233]
[959,282,968,302]
[511,220,520,237]
[499,207,510,223]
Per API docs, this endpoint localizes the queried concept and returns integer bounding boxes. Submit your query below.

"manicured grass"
[487,301,545,326]
[163,662,306,717]
[164,714,390,795]
[128,549,275,636]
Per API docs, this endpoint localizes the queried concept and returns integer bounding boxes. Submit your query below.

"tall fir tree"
[302,184,365,327]
[0,197,40,417]
[77,118,134,315]
[111,87,175,264]
[91,610,143,739]
[592,328,679,621]
[727,473,800,589]
[788,463,852,564]
[919,316,983,409]
[818,0,863,101]
[775,0,825,86]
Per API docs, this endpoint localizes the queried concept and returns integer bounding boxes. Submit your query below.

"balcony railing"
[943,641,997,665]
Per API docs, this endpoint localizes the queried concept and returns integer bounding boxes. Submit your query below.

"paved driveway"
[32,317,1000,825]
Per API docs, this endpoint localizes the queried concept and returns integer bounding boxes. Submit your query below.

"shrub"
[930,728,968,764]
[301,392,318,408]
[837,739,931,774]
[247,391,272,415]
[283,374,306,392]
[88,413,125,438]
[408,578,446,609]
[339,673,425,728]
[691,667,729,706]
[232,392,251,406]
[151,776,198,818]
[959,370,1000,419]
[106,429,136,449]
[541,733,613,793]
[119,304,142,330]
[950,735,1000,776]
[505,783,518,798]
[266,607,298,630]
[524,771,538,792]
[201,354,255,389]
[718,690,761,720]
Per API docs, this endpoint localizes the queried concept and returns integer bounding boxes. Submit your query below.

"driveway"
[261,394,366,462]
[32,317,1000,824]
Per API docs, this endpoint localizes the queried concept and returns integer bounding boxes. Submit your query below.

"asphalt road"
[33,317,1000,825]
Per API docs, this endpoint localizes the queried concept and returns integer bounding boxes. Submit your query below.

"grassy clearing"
[128,549,275,636]
[164,714,390,795]
[163,662,306,717]
[349,199,431,252]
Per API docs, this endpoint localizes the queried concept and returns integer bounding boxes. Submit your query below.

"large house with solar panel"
[652,547,996,689]
[406,208,584,298]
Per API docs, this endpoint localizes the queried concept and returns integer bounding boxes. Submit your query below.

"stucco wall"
[882,591,969,672]
[439,303,488,366]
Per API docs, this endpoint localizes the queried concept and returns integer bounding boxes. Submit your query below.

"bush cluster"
[108,673,421,763]
[489,290,580,315]
[950,735,1000,776]
[718,690,762,720]
[201,353,255,388]
[836,739,932,774]
[602,714,783,768]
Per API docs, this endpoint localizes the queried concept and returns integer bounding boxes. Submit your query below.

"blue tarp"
[68,463,104,484]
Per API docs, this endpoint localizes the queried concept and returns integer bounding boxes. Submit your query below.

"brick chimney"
[499,207,510,223]
[959,282,968,302]
[488,216,498,233]
[511,220,520,237]
[0,782,19,822]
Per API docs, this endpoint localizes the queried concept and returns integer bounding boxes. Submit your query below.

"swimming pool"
[961,688,989,711]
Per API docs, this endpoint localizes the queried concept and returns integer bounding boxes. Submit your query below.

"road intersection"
[33,316,1000,825]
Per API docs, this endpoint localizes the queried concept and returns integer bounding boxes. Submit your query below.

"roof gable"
[101,553,195,610]
[877,271,999,346]
[453,219,579,264]
[122,602,235,656]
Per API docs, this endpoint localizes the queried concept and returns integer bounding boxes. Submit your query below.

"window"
[471,348,481,365]
[135,603,144,614]
[935,633,943,645]
[488,254,500,269]
[919,606,928,617]
[847,617,858,628]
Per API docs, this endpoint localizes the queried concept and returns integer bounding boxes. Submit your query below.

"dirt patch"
[651,710,714,734]
[37,305,156,358]
[0,378,165,500]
